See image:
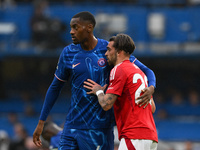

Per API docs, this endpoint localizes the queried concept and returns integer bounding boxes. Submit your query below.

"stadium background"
[0,0,200,149]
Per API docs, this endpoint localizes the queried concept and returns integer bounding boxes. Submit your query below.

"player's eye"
[71,25,78,30]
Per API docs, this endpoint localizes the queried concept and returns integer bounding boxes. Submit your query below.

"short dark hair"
[72,11,96,27]
[109,33,136,54]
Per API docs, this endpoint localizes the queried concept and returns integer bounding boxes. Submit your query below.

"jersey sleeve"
[130,55,156,88]
[129,55,137,63]
[39,77,65,121]
[106,66,126,96]
[55,48,70,82]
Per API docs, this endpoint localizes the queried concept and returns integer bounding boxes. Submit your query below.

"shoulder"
[120,61,141,75]
[59,43,81,58]
[113,62,132,72]
[62,43,80,53]
[97,38,109,48]
[98,38,109,45]
[129,55,137,63]
[110,63,124,79]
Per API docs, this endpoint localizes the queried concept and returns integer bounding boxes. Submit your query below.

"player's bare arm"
[97,93,117,111]
[33,120,45,147]
[136,85,155,108]
[83,79,117,111]
[150,98,156,113]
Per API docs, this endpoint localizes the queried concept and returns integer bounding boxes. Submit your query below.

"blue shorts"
[58,128,114,150]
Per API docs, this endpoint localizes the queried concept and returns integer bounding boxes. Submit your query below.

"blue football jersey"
[55,38,115,129]
[49,131,62,149]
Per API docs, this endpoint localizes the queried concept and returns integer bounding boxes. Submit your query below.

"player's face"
[70,18,89,44]
[105,41,117,66]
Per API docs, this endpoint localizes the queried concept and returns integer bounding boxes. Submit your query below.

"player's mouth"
[72,37,76,41]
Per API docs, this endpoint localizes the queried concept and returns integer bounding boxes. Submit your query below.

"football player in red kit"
[84,33,158,150]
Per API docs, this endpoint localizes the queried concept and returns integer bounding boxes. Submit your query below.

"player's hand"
[84,79,107,95]
[33,120,45,147]
[136,85,155,108]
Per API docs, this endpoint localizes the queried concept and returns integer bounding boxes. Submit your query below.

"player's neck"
[114,51,130,66]
[114,57,129,66]
[81,35,97,51]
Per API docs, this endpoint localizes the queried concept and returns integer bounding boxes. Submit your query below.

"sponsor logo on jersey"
[97,58,106,67]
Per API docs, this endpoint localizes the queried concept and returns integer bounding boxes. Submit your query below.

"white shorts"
[118,138,158,150]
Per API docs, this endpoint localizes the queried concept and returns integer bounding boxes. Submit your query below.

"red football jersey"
[106,60,158,142]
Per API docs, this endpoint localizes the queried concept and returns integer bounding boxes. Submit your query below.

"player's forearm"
[40,77,65,120]
[151,98,156,113]
[97,93,117,111]
[143,68,156,88]
[149,85,155,95]
[141,67,156,88]
[38,120,45,126]
[98,94,112,111]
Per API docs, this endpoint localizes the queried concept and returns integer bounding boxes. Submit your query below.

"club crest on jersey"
[97,58,106,67]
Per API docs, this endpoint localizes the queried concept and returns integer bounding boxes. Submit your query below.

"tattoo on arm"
[98,93,117,111]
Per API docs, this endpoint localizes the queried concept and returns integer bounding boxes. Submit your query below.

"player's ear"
[87,24,93,33]
[117,50,122,55]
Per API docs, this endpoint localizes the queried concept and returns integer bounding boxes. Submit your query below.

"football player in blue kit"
[33,11,156,150]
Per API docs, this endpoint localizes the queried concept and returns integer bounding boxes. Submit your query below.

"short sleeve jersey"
[55,38,115,129]
[106,60,158,142]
